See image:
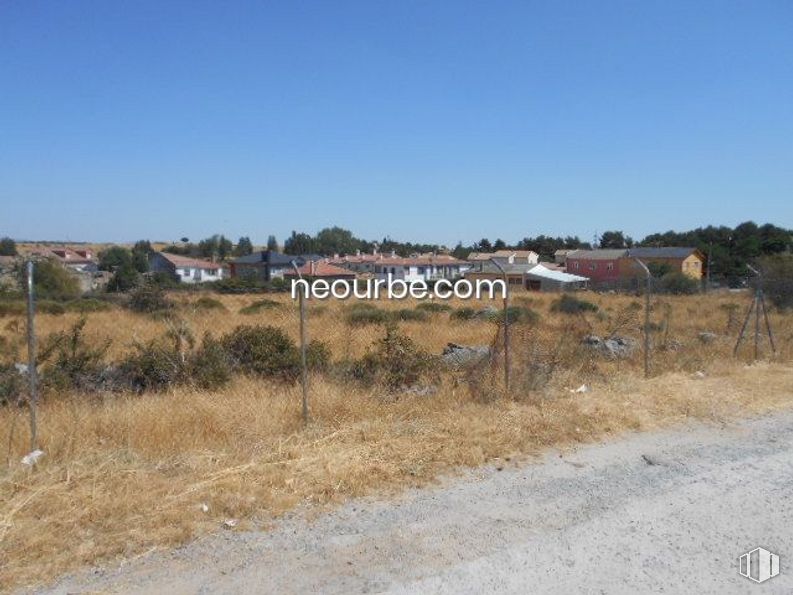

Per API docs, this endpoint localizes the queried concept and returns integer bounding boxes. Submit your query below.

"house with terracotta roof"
[149,252,224,284]
[467,249,539,267]
[28,247,98,273]
[284,260,357,280]
[329,251,468,282]
[228,251,323,282]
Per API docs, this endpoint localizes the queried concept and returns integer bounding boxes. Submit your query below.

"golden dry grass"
[1,290,792,591]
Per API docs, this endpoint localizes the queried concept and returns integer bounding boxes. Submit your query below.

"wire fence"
[1,260,791,460]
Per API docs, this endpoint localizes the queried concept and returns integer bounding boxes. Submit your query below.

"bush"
[0,364,22,406]
[189,333,231,390]
[239,298,281,315]
[392,308,428,322]
[37,300,67,315]
[39,318,110,393]
[451,307,477,321]
[129,284,173,314]
[306,340,332,372]
[220,325,300,381]
[550,294,598,314]
[656,272,700,295]
[0,301,25,317]
[349,325,437,389]
[345,303,390,326]
[415,302,452,313]
[209,276,265,294]
[65,298,114,313]
[192,296,227,311]
[487,305,539,324]
[24,259,81,301]
[119,340,184,392]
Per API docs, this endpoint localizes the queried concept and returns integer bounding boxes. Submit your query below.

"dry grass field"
[1,289,792,591]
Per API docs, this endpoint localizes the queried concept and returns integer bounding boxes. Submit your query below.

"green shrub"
[239,298,281,315]
[415,302,452,313]
[349,325,437,389]
[189,333,231,390]
[450,307,478,321]
[39,318,110,393]
[550,294,599,314]
[391,308,428,322]
[23,259,81,301]
[656,272,700,295]
[487,305,539,324]
[345,303,390,326]
[129,284,173,314]
[306,340,332,372]
[65,298,114,313]
[0,364,22,406]
[0,301,25,317]
[192,296,226,311]
[119,340,183,392]
[37,300,67,315]
[220,325,300,381]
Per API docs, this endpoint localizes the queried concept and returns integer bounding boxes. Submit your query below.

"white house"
[329,252,469,282]
[468,249,539,266]
[149,252,224,284]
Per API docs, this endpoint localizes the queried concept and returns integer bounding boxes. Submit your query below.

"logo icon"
[739,547,780,583]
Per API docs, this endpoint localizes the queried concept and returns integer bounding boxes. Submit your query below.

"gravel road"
[42,411,793,594]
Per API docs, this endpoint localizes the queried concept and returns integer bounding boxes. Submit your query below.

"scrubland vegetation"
[1,288,792,590]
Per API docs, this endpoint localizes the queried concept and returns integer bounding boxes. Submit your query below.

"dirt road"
[42,411,793,594]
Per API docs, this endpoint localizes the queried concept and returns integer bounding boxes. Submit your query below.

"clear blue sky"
[1,1,791,247]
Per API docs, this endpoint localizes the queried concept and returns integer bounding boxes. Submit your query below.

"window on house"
[589,263,597,271]
[573,262,579,270]
[606,263,614,271]
[418,267,425,274]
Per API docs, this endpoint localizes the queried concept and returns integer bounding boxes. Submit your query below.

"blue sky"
[1,1,791,247]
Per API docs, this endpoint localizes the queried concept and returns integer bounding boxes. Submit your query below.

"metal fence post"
[633,258,651,379]
[291,259,309,424]
[490,259,510,393]
[26,260,39,451]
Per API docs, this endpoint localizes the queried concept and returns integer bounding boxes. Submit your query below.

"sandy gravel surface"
[39,411,793,594]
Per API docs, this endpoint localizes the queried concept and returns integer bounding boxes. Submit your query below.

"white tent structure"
[525,263,589,291]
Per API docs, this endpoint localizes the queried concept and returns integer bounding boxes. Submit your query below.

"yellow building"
[624,247,705,280]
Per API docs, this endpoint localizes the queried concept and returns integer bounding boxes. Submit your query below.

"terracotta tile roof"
[157,252,222,270]
[284,260,357,277]
[329,253,466,267]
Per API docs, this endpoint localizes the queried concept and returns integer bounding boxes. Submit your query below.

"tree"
[131,240,152,273]
[475,238,493,252]
[284,231,315,255]
[218,235,233,260]
[314,226,362,255]
[98,246,133,271]
[493,239,507,250]
[235,236,254,256]
[599,231,633,249]
[0,237,16,256]
[107,264,141,292]
[266,235,279,252]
